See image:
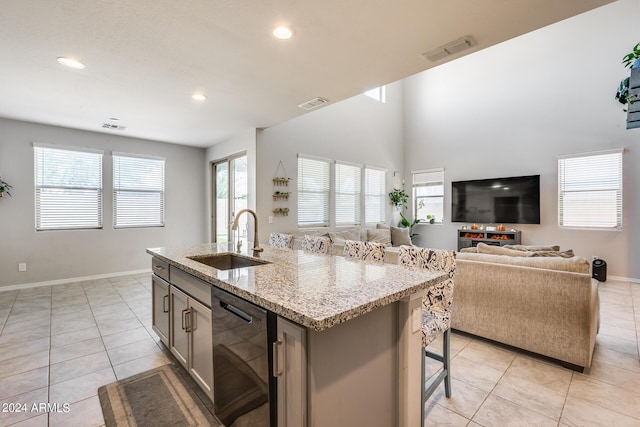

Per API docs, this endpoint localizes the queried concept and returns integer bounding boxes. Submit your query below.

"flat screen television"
[451,175,540,224]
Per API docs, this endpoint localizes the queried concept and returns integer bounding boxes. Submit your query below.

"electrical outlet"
[268,216,273,224]
[18,263,27,272]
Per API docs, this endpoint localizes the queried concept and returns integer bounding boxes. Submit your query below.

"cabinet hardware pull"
[153,265,165,271]
[186,308,193,333]
[162,295,169,313]
[220,301,253,324]
[273,338,283,377]
[182,308,188,331]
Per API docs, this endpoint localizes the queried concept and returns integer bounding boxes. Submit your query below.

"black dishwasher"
[211,287,276,426]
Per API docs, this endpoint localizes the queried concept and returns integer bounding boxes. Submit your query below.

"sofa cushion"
[456,251,590,273]
[504,244,561,252]
[328,228,361,245]
[376,223,390,229]
[367,229,392,247]
[459,247,477,253]
[390,226,412,247]
[476,243,534,257]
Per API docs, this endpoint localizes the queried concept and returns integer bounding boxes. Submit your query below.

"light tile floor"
[0,275,638,426]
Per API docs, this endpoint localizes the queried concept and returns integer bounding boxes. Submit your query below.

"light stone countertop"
[147,243,446,331]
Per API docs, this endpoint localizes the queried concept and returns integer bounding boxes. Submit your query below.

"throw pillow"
[367,229,392,247]
[376,223,390,229]
[390,226,412,247]
[459,247,478,253]
[503,244,561,252]
[328,228,361,245]
[476,243,534,257]
[530,249,575,258]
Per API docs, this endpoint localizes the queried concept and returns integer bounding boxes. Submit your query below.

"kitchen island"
[148,243,446,427]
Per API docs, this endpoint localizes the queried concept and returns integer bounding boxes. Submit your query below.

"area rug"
[98,364,217,427]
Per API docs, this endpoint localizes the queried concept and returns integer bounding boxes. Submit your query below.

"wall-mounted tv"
[451,175,540,224]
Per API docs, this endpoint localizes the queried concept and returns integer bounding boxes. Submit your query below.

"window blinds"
[34,144,103,230]
[558,150,623,230]
[298,155,330,227]
[365,167,386,224]
[113,153,165,228]
[335,162,362,226]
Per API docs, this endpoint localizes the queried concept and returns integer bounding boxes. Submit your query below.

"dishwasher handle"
[220,300,253,324]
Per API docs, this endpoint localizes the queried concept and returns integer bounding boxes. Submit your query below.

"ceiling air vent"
[101,123,126,131]
[298,97,329,110]
[423,36,476,62]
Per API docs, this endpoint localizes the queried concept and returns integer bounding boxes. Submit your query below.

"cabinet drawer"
[151,257,170,281]
[170,268,211,308]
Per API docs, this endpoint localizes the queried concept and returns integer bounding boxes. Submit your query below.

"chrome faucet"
[232,209,263,255]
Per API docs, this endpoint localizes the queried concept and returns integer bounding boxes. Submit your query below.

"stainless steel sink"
[187,253,270,270]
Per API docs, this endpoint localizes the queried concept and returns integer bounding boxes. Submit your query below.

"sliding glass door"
[213,154,247,243]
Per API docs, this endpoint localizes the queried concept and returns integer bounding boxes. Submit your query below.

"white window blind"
[558,150,623,230]
[335,162,362,226]
[365,167,386,224]
[412,168,444,223]
[113,153,165,228]
[34,144,103,230]
[298,155,330,227]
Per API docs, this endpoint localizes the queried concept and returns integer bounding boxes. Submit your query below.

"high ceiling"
[0,0,613,147]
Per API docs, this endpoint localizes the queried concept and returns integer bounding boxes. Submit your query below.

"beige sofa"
[453,249,599,371]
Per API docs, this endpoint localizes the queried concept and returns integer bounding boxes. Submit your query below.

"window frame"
[364,86,386,103]
[557,149,623,231]
[412,168,445,224]
[113,152,166,229]
[33,143,104,231]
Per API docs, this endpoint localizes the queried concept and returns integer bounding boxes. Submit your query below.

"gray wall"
[0,118,206,287]
[256,81,405,240]
[403,0,639,280]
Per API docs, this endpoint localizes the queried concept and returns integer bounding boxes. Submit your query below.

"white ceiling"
[0,0,613,148]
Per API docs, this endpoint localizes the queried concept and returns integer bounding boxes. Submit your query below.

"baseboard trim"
[607,275,640,284]
[0,269,151,292]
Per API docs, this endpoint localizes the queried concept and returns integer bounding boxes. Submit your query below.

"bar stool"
[398,246,456,426]
[343,239,386,264]
[301,235,333,254]
[268,232,294,249]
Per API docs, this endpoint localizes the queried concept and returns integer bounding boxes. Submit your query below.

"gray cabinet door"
[189,297,213,401]
[276,316,307,427]
[170,286,189,367]
[152,275,170,346]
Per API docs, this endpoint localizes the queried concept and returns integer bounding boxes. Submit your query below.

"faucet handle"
[237,240,243,253]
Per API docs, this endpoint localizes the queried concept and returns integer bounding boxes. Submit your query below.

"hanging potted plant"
[615,42,640,108]
[0,177,12,198]
[388,188,409,210]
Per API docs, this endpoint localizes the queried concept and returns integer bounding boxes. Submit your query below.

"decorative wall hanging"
[272,161,291,217]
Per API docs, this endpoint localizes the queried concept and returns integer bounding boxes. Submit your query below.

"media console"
[457,228,521,251]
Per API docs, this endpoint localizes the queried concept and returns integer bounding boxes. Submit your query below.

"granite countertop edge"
[147,245,444,331]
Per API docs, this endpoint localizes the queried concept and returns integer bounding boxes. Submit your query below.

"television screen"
[451,175,540,224]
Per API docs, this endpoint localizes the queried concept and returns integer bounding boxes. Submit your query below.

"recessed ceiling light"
[272,26,293,40]
[57,57,85,69]
[192,93,207,101]
[108,117,120,122]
